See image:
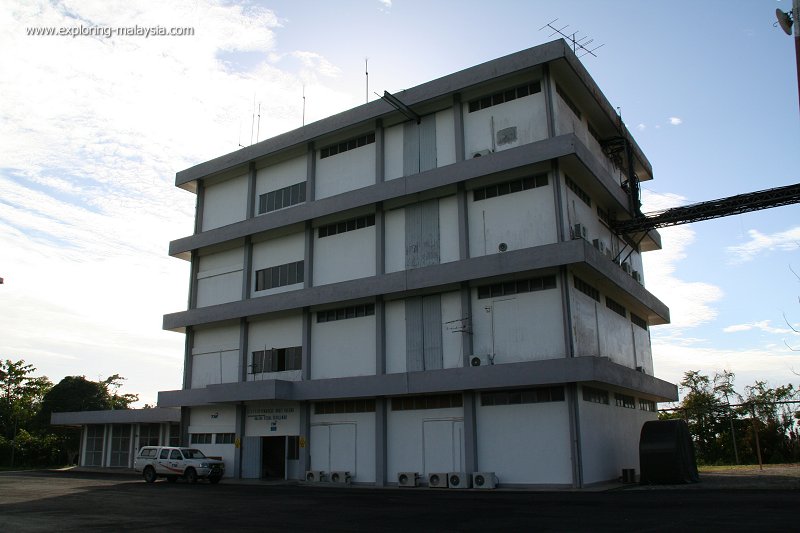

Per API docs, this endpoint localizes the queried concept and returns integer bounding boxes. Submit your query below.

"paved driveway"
[0,470,797,532]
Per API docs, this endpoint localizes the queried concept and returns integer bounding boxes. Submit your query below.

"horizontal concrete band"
[169,134,645,258]
[175,40,650,188]
[162,238,669,331]
[51,407,181,426]
[156,357,678,408]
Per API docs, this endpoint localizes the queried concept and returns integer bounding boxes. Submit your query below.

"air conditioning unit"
[330,471,351,484]
[573,223,587,240]
[592,239,607,254]
[447,472,472,489]
[472,472,498,489]
[428,472,449,488]
[621,262,632,274]
[397,472,420,487]
[472,149,492,158]
[469,354,490,367]
[631,270,642,283]
[305,470,326,482]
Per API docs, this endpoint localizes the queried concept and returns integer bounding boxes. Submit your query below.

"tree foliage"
[663,369,800,465]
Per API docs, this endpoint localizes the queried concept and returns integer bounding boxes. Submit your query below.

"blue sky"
[1,0,798,405]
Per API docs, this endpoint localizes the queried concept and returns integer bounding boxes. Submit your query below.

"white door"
[310,425,330,471]
[423,419,464,474]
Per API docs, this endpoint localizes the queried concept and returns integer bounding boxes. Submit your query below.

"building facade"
[158,39,677,487]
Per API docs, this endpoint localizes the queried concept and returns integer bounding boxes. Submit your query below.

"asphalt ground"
[0,469,797,532]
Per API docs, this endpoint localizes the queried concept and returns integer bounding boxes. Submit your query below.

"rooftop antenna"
[249,94,256,145]
[539,19,604,58]
[302,85,306,126]
[365,57,369,103]
[255,102,261,144]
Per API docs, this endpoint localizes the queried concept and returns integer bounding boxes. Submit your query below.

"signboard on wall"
[244,402,300,436]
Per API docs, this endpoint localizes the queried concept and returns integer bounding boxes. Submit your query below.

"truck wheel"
[167,476,178,483]
[209,475,221,485]
[184,468,198,484]
[143,466,156,483]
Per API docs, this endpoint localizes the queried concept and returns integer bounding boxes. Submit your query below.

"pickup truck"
[134,446,224,484]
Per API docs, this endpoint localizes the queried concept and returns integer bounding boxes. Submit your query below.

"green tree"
[0,359,53,466]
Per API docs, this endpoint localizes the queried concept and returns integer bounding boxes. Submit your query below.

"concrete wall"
[313,218,377,286]
[310,313,376,379]
[191,323,240,388]
[188,405,237,477]
[386,407,464,479]
[315,141,376,200]
[196,246,244,307]
[310,411,376,482]
[202,173,248,231]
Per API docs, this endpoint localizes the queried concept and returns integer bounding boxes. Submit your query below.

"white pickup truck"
[134,446,224,484]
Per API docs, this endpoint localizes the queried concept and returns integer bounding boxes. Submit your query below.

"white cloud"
[726,227,800,263]
[378,0,393,11]
[0,0,358,404]
[723,320,796,334]
[636,123,646,131]
[668,116,683,125]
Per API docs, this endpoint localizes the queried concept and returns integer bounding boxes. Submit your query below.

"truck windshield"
[180,449,207,459]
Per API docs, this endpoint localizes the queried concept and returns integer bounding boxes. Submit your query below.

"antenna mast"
[539,19,604,58]
[256,103,261,144]
[365,57,369,103]
[302,85,306,126]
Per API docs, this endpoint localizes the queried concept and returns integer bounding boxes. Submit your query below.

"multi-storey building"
[157,39,677,487]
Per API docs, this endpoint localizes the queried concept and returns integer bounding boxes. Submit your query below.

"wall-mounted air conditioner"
[472,472,498,489]
[573,223,587,240]
[472,149,492,158]
[621,262,632,274]
[447,472,472,489]
[305,470,326,482]
[330,471,351,484]
[428,472,449,488]
[592,239,607,254]
[397,472,420,487]
[469,354,490,367]
[632,270,642,283]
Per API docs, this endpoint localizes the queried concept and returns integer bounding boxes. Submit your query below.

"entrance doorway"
[261,436,286,479]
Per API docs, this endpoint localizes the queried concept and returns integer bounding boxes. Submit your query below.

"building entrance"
[261,436,286,479]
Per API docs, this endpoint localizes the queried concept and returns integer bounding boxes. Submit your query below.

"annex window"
[481,386,565,406]
[255,261,304,291]
[606,296,627,318]
[639,399,657,412]
[615,393,636,409]
[251,346,302,373]
[190,433,212,444]
[467,81,542,113]
[391,393,463,411]
[472,174,548,201]
[215,433,235,444]
[318,214,375,238]
[316,303,375,323]
[573,276,600,302]
[555,84,581,119]
[565,175,591,207]
[582,386,609,405]
[319,132,375,159]
[631,312,648,331]
[314,399,376,414]
[258,182,306,214]
[477,275,557,299]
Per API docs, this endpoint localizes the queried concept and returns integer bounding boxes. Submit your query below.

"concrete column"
[301,308,311,381]
[456,183,469,261]
[194,180,205,234]
[239,318,249,383]
[453,93,465,163]
[375,297,385,376]
[180,407,191,448]
[462,391,478,473]
[567,383,584,488]
[234,403,245,479]
[298,402,311,474]
[304,220,314,288]
[306,142,316,202]
[241,235,252,301]
[375,119,384,183]
[375,398,387,486]
[188,250,199,309]
[460,283,473,367]
[183,327,194,390]
[246,161,256,219]
[542,64,556,140]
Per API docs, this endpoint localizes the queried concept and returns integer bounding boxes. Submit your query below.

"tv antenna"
[302,85,306,126]
[539,19,604,58]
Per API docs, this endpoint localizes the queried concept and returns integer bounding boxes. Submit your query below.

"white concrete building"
[158,39,677,487]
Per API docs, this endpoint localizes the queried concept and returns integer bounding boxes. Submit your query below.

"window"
[606,296,627,318]
[314,399,376,414]
[565,175,591,207]
[477,275,557,299]
[215,433,235,444]
[596,205,611,226]
[631,312,648,331]
[319,132,375,159]
[251,346,302,373]
[556,84,581,119]
[85,425,104,467]
[639,399,657,412]
[169,423,180,447]
[258,182,306,214]
[481,386,564,406]
[159,448,170,460]
[615,393,636,409]
[467,81,541,112]
[287,436,300,460]
[391,394,463,411]
[582,386,609,405]
[318,214,375,238]
[316,303,375,323]
[190,433,212,444]
[574,276,600,302]
[255,261,304,291]
[138,424,160,449]
[473,174,548,201]
[138,447,157,458]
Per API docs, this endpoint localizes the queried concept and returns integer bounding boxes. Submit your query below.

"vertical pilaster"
[194,180,205,234]
[453,93,465,163]
[301,308,312,381]
[239,318,248,383]
[375,119,384,183]
[375,398,387,486]
[234,403,245,479]
[188,250,199,309]
[183,327,194,390]
[299,402,311,474]
[304,220,314,288]
[567,383,584,488]
[246,162,256,218]
[180,407,190,448]
[306,142,316,202]
[462,391,478,473]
